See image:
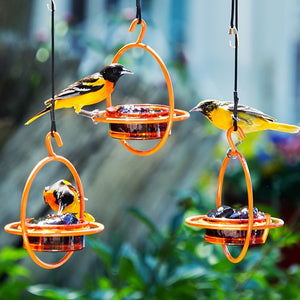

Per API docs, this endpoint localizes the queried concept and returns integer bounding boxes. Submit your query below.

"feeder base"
[27,236,85,252]
[205,229,265,245]
[109,123,169,140]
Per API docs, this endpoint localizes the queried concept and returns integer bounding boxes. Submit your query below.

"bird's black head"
[190,100,218,121]
[100,63,133,84]
[44,179,75,207]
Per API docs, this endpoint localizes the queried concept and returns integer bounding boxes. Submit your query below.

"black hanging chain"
[230,0,239,131]
[49,0,56,136]
[136,0,142,24]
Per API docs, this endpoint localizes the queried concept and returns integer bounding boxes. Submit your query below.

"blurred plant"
[196,130,300,208]
[1,131,299,299]
[0,246,33,299]
[26,195,300,300]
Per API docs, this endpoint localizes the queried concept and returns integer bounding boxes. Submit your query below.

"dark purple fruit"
[117,105,158,114]
[206,205,235,218]
[206,205,265,219]
[29,212,79,225]
[229,207,261,219]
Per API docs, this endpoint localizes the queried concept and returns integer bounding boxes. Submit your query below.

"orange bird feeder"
[185,126,284,263]
[84,18,189,156]
[5,132,104,269]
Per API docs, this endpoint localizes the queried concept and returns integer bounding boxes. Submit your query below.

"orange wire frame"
[91,18,189,156]
[185,126,284,263]
[4,132,104,269]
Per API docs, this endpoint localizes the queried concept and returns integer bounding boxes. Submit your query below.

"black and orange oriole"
[43,179,95,222]
[191,99,299,134]
[25,63,132,125]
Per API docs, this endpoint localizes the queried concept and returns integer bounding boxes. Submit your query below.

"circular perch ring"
[5,132,104,269]
[98,19,190,156]
[185,127,284,263]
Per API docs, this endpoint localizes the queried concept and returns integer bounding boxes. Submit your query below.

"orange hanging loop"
[46,131,63,156]
[129,18,146,44]
[216,127,253,263]
[226,125,245,155]
[5,132,104,269]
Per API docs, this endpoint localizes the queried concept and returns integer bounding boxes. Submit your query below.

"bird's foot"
[78,109,102,124]
[77,109,95,119]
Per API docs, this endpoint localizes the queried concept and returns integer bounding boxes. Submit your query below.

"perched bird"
[25,63,132,125]
[191,99,300,135]
[43,179,95,222]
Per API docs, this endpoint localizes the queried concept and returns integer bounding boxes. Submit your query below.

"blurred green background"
[0,0,299,299]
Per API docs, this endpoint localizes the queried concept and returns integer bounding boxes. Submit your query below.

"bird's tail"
[25,105,51,125]
[84,212,95,222]
[268,121,300,134]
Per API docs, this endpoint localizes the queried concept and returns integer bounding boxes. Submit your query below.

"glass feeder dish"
[185,127,284,263]
[92,104,189,140]
[4,132,104,269]
[185,213,283,246]
[106,104,169,140]
[5,219,103,252]
[81,18,189,156]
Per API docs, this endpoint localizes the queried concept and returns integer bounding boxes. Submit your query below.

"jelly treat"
[27,213,84,252]
[29,212,79,225]
[205,205,266,245]
[206,205,235,218]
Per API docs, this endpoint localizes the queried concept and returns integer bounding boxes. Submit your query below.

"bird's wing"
[223,102,276,122]
[45,73,105,104]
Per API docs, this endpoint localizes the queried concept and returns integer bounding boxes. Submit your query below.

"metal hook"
[229,26,239,48]
[129,18,146,44]
[46,0,56,12]
[45,131,63,157]
[226,126,245,155]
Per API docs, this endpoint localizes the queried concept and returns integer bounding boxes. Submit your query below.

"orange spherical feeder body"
[91,18,189,156]
[185,127,284,263]
[4,132,104,269]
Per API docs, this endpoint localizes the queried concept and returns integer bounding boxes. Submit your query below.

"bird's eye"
[114,67,121,74]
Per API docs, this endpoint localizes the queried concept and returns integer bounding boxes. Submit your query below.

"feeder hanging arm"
[48,0,57,135]
[229,0,239,131]
[136,0,142,24]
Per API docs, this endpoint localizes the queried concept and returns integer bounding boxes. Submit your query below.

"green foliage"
[25,201,300,300]
[27,285,83,300]
[0,247,32,299]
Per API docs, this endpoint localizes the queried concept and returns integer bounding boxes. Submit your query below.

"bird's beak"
[121,68,133,75]
[190,105,202,113]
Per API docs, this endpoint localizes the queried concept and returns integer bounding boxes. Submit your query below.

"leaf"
[89,289,115,300]
[86,237,112,268]
[0,247,28,262]
[118,243,146,286]
[27,284,83,300]
[127,207,159,231]
[166,264,207,285]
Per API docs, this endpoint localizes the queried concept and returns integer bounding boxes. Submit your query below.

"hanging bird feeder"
[185,126,284,263]
[5,132,104,269]
[82,17,189,156]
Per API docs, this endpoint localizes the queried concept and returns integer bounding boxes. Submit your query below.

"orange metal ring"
[106,18,175,156]
[5,219,104,237]
[185,126,284,262]
[92,106,189,124]
[185,214,283,231]
[216,126,253,263]
[19,132,88,269]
